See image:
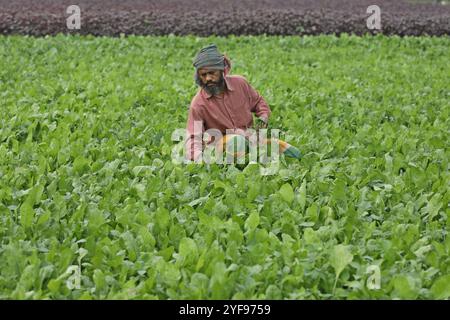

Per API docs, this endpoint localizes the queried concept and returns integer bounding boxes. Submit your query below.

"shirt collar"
[202,76,234,99]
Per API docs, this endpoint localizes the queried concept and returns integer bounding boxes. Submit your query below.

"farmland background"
[0,0,449,300]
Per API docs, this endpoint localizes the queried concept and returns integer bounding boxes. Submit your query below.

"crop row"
[0,0,449,36]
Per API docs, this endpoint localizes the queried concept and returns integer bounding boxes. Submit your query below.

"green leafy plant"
[0,34,448,299]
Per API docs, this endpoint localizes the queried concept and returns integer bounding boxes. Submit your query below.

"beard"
[202,72,225,96]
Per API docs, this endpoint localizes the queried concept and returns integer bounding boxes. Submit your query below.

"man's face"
[198,68,224,95]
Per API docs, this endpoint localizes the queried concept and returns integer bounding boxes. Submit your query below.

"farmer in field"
[186,44,300,162]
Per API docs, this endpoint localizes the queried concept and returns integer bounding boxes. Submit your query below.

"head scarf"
[193,44,231,86]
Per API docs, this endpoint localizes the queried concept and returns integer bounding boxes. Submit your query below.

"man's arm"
[245,80,271,125]
[185,104,204,161]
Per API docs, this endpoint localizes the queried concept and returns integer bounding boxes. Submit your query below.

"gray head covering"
[193,44,225,71]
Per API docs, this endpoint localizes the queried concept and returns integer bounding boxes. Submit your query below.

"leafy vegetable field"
[0,34,449,299]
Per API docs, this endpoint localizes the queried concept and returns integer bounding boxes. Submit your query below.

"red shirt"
[185,75,271,160]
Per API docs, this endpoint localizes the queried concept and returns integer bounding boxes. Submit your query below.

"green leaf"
[20,203,35,230]
[306,202,319,223]
[178,237,198,265]
[25,184,45,206]
[245,211,260,232]
[73,156,90,175]
[303,228,319,244]
[298,180,307,211]
[93,269,106,292]
[155,208,170,231]
[391,275,418,299]
[279,183,294,204]
[47,279,61,294]
[37,210,51,226]
[422,193,443,220]
[332,179,346,202]
[330,244,353,278]
[431,275,450,299]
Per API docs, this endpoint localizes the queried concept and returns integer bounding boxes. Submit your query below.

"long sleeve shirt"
[185,75,271,161]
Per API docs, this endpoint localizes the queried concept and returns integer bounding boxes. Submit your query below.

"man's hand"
[254,117,268,130]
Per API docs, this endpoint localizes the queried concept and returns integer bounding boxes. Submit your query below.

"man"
[186,44,271,161]
[186,44,301,163]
